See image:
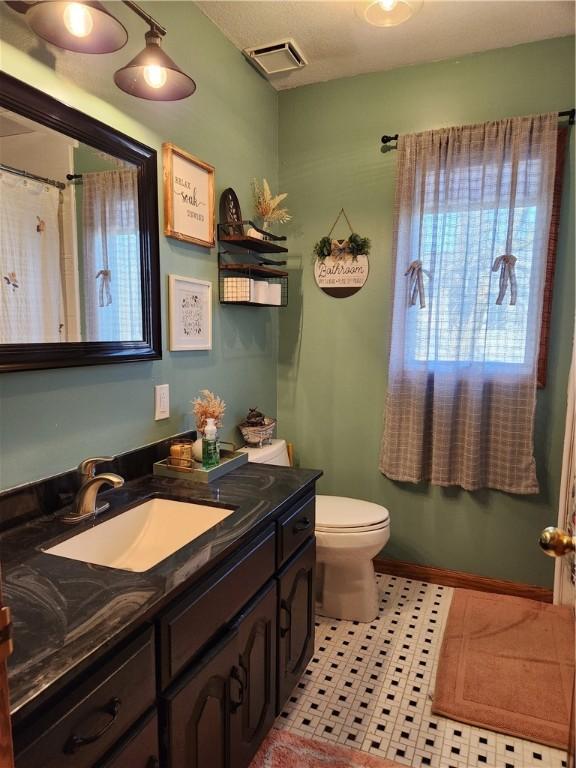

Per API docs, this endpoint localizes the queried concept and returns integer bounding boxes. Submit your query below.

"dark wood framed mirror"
[0,72,161,372]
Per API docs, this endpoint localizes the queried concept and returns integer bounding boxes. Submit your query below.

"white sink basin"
[43,498,234,572]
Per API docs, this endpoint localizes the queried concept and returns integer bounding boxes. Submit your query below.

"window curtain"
[379,113,559,494]
[82,168,142,342]
[0,171,64,343]
[537,127,568,387]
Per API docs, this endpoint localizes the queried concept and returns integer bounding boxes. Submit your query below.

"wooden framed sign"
[163,143,215,248]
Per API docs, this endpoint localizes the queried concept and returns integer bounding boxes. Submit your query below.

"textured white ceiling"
[196,1,575,90]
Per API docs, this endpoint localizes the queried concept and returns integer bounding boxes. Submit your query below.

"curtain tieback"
[96,269,112,307]
[492,254,517,305]
[404,260,427,308]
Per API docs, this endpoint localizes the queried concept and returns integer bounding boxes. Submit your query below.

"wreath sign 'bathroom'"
[313,208,370,298]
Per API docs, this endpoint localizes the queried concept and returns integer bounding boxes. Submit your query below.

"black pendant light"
[114,28,196,101]
[24,1,128,54]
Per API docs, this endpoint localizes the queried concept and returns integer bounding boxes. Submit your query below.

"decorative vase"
[192,435,204,462]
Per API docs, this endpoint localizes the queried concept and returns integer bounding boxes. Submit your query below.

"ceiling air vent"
[243,39,307,76]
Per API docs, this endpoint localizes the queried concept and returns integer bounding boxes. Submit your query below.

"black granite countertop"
[0,463,321,724]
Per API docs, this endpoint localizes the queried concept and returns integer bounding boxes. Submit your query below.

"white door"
[539,333,576,767]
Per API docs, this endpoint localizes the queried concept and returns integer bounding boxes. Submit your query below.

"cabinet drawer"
[15,627,156,768]
[159,526,276,688]
[96,710,159,768]
[277,494,315,567]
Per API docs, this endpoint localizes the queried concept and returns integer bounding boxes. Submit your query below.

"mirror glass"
[0,108,144,344]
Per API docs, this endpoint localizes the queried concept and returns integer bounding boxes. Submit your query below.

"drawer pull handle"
[293,517,311,533]
[279,600,292,637]
[63,697,121,754]
[230,666,245,712]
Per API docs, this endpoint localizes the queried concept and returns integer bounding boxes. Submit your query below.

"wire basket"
[238,417,277,447]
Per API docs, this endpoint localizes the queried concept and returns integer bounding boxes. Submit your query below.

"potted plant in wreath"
[313,232,371,263]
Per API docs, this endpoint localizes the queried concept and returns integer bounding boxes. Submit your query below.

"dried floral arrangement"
[252,178,291,225]
[192,389,226,433]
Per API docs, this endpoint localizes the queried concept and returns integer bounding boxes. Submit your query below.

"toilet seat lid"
[315,495,390,533]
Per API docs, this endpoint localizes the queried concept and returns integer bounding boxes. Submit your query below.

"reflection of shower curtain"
[83,169,142,342]
[0,172,63,344]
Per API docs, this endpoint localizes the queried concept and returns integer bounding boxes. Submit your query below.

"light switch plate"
[154,384,170,420]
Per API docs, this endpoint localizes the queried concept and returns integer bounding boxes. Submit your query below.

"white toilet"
[240,439,390,623]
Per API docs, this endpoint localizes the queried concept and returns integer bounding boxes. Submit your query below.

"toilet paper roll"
[267,283,282,305]
[223,277,251,302]
[253,281,270,304]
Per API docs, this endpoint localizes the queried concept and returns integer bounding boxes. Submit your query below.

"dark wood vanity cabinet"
[13,488,317,768]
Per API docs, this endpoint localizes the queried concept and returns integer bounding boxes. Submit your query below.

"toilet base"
[316,559,380,623]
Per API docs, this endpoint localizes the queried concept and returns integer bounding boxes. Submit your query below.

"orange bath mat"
[250,728,406,767]
[432,588,574,749]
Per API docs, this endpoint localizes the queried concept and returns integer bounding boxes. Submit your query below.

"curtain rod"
[381,108,575,150]
[0,162,65,189]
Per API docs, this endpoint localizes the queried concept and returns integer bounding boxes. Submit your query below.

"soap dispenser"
[202,418,220,469]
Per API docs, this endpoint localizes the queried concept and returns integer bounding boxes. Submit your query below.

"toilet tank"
[239,438,290,466]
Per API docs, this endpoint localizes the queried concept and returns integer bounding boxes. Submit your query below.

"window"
[406,159,545,372]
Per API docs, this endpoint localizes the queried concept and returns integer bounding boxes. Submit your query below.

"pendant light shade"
[25,1,128,53]
[114,29,196,100]
[358,0,423,27]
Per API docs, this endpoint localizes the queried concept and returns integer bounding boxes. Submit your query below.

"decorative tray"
[153,449,248,483]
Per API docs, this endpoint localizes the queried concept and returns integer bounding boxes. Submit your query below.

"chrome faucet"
[62,473,124,524]
[78,456,114,515]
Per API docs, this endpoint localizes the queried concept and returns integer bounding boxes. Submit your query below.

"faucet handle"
[78,456,114,481]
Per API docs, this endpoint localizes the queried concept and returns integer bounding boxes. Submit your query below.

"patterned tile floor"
[276,574,567,768]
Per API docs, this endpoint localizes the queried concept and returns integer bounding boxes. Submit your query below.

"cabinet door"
[164,629,237,768]
[277,538,316,713]
[230,582,277,768]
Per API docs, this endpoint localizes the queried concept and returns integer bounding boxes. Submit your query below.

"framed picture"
[169,275,212,351]
[163,143,215,248]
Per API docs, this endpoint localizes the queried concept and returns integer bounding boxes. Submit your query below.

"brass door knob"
[539,526,576,558]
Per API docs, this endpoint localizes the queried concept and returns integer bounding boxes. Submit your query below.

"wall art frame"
[168,275,212,351]
[163,143,215,248]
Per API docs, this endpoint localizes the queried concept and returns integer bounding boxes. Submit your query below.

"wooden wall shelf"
[218,233,288,254]
[218,260,288,307]
[220,263,288,278]
[217,210,289,306]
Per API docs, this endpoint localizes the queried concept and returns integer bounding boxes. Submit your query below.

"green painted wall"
[0,1,279,489]
[278,37,575,588]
